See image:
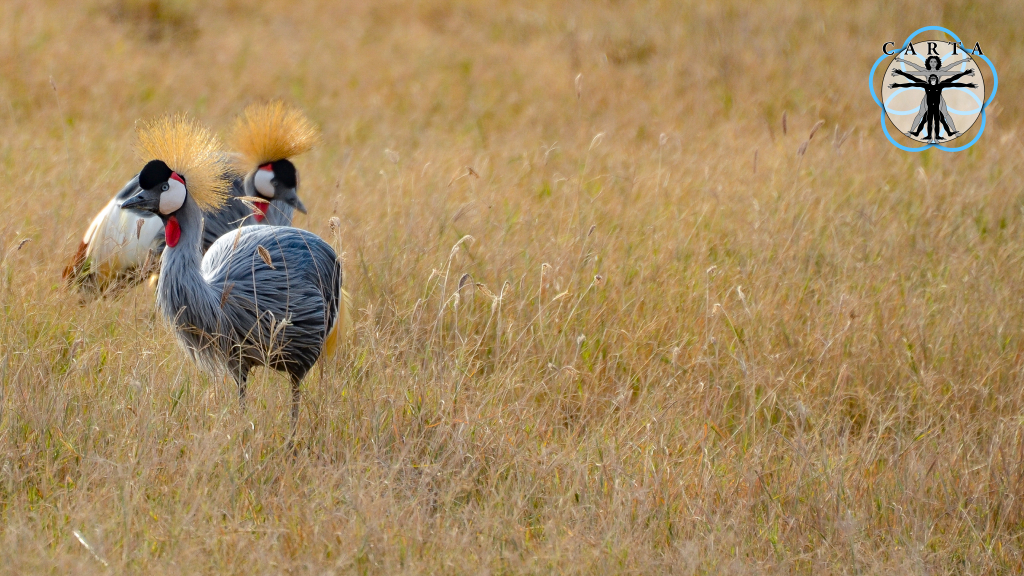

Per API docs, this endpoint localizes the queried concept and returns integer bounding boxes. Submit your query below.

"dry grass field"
[2,0,1024,573]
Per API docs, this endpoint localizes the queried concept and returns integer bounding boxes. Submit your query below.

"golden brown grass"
[2,0,1024,573]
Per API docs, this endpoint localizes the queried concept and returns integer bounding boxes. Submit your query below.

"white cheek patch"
[159,178,187,214]
[254,168,276,198]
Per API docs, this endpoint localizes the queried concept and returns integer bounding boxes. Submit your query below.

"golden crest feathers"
[228,101,320,172]
[135,114,230,211]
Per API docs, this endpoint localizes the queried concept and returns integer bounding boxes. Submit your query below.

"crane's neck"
[162,198,205,267]
[156,198,224,332]
[266,198,295,227]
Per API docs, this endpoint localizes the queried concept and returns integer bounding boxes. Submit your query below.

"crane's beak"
[120,188,161,214]
[279,188,307,214]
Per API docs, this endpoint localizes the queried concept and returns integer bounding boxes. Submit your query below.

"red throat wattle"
[165,216,181,247]
[253,200,269,223]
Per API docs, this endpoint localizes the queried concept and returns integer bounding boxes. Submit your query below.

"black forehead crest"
[271,159,298,188]
[138,160,174,190]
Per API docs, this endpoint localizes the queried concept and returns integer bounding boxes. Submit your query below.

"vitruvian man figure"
[889,65,976,141]
[891,55,974,139]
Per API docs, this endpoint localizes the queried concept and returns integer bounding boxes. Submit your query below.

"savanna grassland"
[2,0,1024,573]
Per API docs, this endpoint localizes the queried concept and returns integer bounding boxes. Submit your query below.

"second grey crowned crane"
[120,115,344,429]
[200,101,321,251]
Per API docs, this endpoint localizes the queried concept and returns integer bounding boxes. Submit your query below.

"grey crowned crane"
[120,115,345,429]
[200,101,319,250]
[63,102,317,292]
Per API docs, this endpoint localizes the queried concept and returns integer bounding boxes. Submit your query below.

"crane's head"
[250,158,307,220]
[229,101,319,221]
[120,115,230,248]
[120,160,191,246]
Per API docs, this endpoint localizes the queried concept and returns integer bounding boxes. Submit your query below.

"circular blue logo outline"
[869,26,998,152]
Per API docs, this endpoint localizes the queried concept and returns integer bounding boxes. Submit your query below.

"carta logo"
[870,26,997,152]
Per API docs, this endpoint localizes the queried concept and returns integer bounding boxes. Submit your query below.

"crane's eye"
[161,183,170,192]
[271,179,278,186]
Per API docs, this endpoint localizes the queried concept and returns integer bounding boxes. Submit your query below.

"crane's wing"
[64,176,165,291]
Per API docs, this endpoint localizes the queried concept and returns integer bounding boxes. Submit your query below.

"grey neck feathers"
[157,197,226,337]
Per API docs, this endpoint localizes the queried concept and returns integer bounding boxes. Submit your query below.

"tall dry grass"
[2,0,1024,572]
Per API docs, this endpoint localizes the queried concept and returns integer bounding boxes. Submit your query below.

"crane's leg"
[290,375,302,429]
[230,360,249,409]
[288,374,302,453]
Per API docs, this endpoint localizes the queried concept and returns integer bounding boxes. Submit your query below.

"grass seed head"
[257,245,274,269]
[808,119,825,140]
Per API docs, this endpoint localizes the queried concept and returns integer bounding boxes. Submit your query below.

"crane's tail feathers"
[323,288,354,358]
